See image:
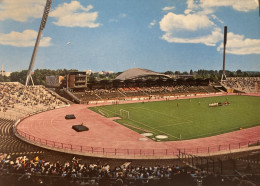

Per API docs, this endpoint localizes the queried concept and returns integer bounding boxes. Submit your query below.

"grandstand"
[52,68,259,104]
[221,77,260,93]
[115,68,171,80]
[59,68,221,104]
[0,82,69,120]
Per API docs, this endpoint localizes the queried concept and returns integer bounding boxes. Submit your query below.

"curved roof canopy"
[115,68,170,80]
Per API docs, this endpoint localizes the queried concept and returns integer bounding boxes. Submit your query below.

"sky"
[0,0,259,73]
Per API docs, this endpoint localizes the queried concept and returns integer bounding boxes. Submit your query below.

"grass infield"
[89,95,260,141]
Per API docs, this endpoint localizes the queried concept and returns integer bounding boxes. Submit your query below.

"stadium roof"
[115,68,170,80]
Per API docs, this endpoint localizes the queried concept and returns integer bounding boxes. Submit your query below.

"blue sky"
[0,0,259,73]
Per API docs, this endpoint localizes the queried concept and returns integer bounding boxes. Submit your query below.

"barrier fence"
[16,128,259,158]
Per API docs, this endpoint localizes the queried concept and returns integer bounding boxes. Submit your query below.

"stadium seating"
[0,118,44,155]
[71,84,220,103]
[0,151,259,186]
[222,77,260,93]
[0,82,68,119]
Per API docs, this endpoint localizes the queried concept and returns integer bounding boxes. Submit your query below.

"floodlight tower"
[259,0,260,17]
[221,26,227,82]
[25,0,52,86]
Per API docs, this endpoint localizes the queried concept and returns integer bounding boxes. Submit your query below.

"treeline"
[164,69,260,82]
[0,69,78,85]
[0,69,259,86]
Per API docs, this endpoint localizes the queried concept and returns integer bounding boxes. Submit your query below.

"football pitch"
[89,95,260,141]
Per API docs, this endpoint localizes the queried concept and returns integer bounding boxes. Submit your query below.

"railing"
[178,150,260,175]
[15,127,260,158]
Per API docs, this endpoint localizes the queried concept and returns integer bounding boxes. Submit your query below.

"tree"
[88,73,96,82]
[210,74,219,82]
[189,69,193,75]
[174,71,180,75]
[236,69,242,77]
[32,69,57,85]
[243,72,249,77]
[10,70,27,84]
[107,73,118,80]
[164,71,174,75]
[225,70,234,77]
[0,75,10,82]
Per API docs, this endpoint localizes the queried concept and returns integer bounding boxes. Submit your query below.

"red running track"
[16,94,260,159]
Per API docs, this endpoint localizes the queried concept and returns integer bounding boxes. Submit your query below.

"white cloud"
[184,0,201,14]
[184,0,258,16]
[186,0,200,10]
[50,1,100,28]
[161,27,222,46]
[0,30,51,47]
[184,9,192,14]
[217,32,260,55]
[0,0,45,22]
[211,14,224,24]
[149,20,156,28]
[119,13,127,18]
[159,0,260,56]
[109,13,127,23]
[159,12,222,46]
[160,12,214,32]
[162,6,175,11]
[200,0,258,12]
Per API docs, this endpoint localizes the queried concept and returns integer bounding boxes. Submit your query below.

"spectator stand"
[178,149,260,185]
[221,77,260,93]
[1,153,260,186]
[0,82,69,120]
[70,84,221,104]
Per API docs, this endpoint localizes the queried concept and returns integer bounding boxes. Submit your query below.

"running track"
[16,93,260,159]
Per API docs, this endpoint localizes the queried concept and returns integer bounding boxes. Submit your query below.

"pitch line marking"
[96,107,180,139]
[128,118,179,139]
[95,107,119,117]
[98,109,109,117]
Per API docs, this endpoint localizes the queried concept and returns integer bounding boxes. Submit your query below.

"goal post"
[120,109,130,119]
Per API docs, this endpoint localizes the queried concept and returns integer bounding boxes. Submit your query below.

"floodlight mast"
[221,26,227,82]
[25,0,52,86]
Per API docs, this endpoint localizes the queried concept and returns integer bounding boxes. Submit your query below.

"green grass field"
[89,96,260,141]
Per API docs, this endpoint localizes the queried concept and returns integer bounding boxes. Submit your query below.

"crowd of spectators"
[222,77,260,93]
[84,89,120,97]
[0,82,68,119]
[0,154,258,186]
[139,85,205,95]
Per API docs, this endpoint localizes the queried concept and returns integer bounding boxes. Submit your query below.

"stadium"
[1,1,260,186]
[1,67,260,185]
